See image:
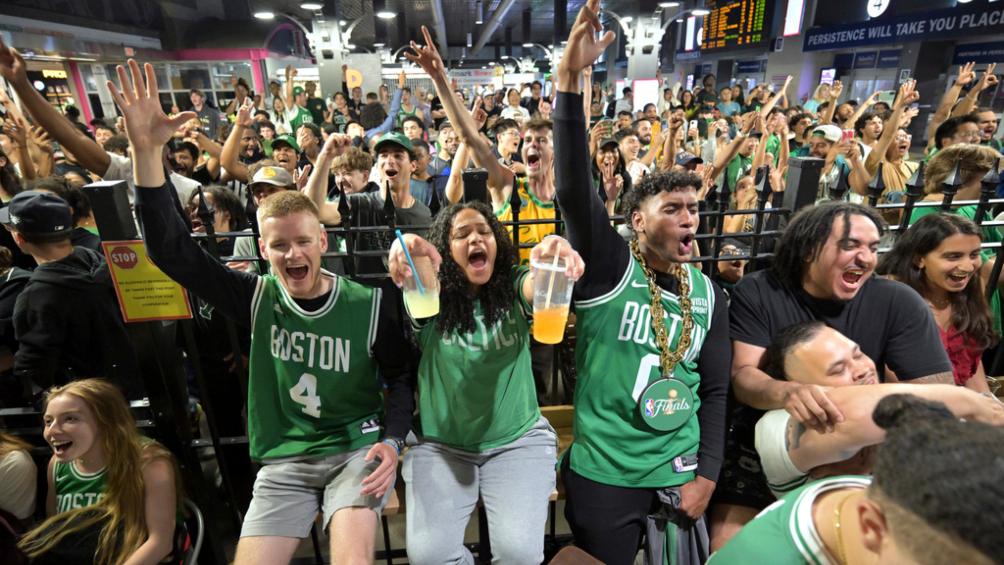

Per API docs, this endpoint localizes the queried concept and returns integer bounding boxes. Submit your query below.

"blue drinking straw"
[395,229,425,294]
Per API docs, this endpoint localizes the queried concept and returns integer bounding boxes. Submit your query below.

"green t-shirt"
[569,259,716,488]
[764,134,782,167]
[413,267,539,452]
[909,203,1003,334]
[708,475,871,565]
[287,105,314,132]
[726,154,753,189]
[54,460,107,513]
[247,273,385,460]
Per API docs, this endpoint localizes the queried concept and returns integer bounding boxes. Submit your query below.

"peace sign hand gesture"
[405,26,448,81]
[557,0,616,78]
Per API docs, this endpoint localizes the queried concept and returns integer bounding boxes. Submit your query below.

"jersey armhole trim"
[369,287,382,351]
[249,276,266,335]
[574,256,633,309]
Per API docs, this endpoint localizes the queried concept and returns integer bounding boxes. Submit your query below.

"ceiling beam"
[471,0,519,55]
[429,0,450,63]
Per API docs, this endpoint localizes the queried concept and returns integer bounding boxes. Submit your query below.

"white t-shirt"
[0,449,37,519]
[103,151,201,204]
[755,409,809,499]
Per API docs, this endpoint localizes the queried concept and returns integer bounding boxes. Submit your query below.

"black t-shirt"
[345,191,432,278]
[430,96,446,129]
[730,269,952,380]
[306,97,327,125]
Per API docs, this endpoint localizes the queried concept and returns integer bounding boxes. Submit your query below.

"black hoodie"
[12,246,139,394]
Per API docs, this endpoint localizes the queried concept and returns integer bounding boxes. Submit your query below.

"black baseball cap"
[676,152,704,167]
[598,138,619,151]
[0,190,73,240]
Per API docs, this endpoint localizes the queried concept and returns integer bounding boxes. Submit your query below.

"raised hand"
[829,80,843,101]
[1,114,27,147]
[894,79,919,110]
[107,59,197,155]
[319,133,353,160]
[530,235,585,281]
[557,0,616,77]
[739,111,758,135]
[900,106,919,127]
[0,37,28,85]
[294,164,312,190]
[955,61,977,87]
[398,70,406,90]
[388,233,442,287]
[29,126,53,153]
[977,63,999,91]
[404,26,448,80]
[235,98,255,128]
[472,97,488,131]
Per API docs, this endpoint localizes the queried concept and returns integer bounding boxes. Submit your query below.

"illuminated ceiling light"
[692,8,710,16]
[659,1,680,7]
[475,0,484,24]
[346,43,356,49]
[253,11,275,19]
[300,2,323,9]
[522,42,534,47]
[675,18,684,22]
[376,10,396,19]
[621,16,633,23]
[339,20,347,26]
[374,42,386,47]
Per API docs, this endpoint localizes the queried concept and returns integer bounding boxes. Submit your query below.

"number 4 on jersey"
[290,373,322,417]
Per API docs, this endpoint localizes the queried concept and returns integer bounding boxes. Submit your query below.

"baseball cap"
[271,134,300,153]
[598,137,619,151]
[292,86,305,97]
[811,124,842,143]
[676,152,704,167]
[0,190,73,240]
[373,131,416,159]
[250,165,295,187]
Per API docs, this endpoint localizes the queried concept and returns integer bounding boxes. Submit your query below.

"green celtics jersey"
[414,268,539,452]
[248,272,384,461]
[569,258,715,488]
[288,105,314,132]
[708,475,871,565]
[53,460,106,513]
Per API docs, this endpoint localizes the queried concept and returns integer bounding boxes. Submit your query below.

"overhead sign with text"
[803,3,1004,52]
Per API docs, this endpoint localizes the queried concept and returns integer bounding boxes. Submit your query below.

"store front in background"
[25,67,76,114]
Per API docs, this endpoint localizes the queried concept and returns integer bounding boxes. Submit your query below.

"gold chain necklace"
[831,490,858,565]
[630,239,694,376]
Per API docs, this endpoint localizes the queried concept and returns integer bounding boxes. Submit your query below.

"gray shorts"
[240,446,393,538]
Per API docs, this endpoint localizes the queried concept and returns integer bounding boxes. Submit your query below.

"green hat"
[292,86,305,97]
[271,133,300,152]
[373,131,415,159]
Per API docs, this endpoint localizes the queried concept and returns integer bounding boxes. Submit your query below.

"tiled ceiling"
[251,0,668,54]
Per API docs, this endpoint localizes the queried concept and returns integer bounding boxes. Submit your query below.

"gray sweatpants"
[402,416,558,565]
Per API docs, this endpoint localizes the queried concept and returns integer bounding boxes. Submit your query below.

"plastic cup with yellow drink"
[396,230,440,318]
[530,253,574,344]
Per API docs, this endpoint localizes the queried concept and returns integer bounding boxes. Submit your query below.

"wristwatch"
[382,436,405,454]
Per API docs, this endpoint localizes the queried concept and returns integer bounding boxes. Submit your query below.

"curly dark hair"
[771,202,885,290]
[428,201,518,335]
[621,170,702,231]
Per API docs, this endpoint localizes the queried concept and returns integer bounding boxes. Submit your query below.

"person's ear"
[318,224,329,253]
[631,209,645,234]
[857,498,888,555]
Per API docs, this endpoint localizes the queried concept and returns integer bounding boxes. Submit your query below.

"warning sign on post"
[102,241,192,323]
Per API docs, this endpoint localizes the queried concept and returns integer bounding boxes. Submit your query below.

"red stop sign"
[109,246,139,269]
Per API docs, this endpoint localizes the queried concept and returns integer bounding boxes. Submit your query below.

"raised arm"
[926,63,974,151]
[820,80,842,126]
[108,59,260,328]
[363,73,405,142]
[0,38,110,176]
[842,90,879,130]
[761,76,793,119]
[864,81,918,179]
[710,111,756,181]
[284,65,296,111]
[1,115,35,180]
[406,28,514,210]
[220,99,253,183]
[444,142,471,205]
[303,134,346,225]
[953,63,998,118]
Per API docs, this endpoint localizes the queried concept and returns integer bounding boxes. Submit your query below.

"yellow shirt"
[495,178,556,265]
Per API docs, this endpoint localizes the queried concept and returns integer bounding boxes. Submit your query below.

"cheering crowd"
[1,1,1004,563]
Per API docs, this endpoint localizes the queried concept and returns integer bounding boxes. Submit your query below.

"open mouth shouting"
[840,267,866,291]
[51,439,74,457]
[383,166,399,181]
[526,151,542,174]
[468,247,489,272]
[286,263,309,282]
[678,232,695,257]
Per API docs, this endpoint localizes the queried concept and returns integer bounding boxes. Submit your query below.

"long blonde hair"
[924,143,1000,195]
[0,431,32,459]
[18,379,180,565]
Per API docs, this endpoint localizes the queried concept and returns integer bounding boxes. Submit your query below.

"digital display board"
[700,0,773,52]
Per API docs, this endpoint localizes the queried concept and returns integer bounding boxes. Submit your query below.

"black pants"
[562,455,659,565]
